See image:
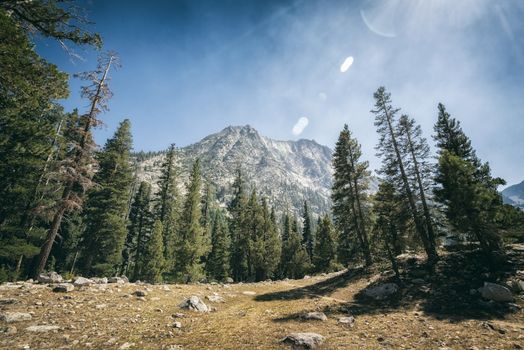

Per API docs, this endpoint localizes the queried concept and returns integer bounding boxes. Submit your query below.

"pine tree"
[302,201,314,260]
[207,211,231,281]
[332,124,372,266]
[398,115,437,254]
[122,181,153,278]
[280,213,311,278]
[79,119,134,276]
[138,220,165,283]
[174,159,206,282]
[313,215,337,272]
[372,87,438,264]
[200,182,215,265]
[260,201,282,280]
[433,105,504,255]
[229,167,249,281]
[154,144,181,275]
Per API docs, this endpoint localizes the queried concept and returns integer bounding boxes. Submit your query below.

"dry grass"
[1,249,523,350]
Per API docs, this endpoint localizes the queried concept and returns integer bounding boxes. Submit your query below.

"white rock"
[37,271,63,284]
[303,312,327,321]
[73,277,94,287]
[339,316,355,326]
[281,332,325,349]
[206,294,225,303]
[179,296,209,312]
[0,312,32,323]
[26,325,60,332]
[242,291,256,296]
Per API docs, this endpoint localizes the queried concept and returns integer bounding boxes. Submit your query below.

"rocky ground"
[1,245,523,350]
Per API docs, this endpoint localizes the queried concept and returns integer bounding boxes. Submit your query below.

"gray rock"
[132,290,147,297]
[363,283,399,300]
[179,296,209,312]
[338,316,355,327]
[478,282,514,302]
[281,332,325,349]
[303,312,327,321]
[37,271,63,284]
[108,276,126,284]
[26,325,60,332]
[53,283,74,293]
[73,277,94,287]
[508,279,524,293]
[91,277,108,284]
[225,277,234,284]
[0,312,32,323]
[206,294,225,303]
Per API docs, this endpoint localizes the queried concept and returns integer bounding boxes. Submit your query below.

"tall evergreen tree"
[229,167,249,281]
[302,201,314,260]
[260,201,282,280]
[372,87,438,263]
[138,220,165,283]
[313,215,337,272]
[332,124,372,266]
[122,181,152,277]
[174,159,206,282]
[433,104,504,255]
[280,213,311,278]
[206,211,231,281]
[154,144,181,274]
[79,119,134,275]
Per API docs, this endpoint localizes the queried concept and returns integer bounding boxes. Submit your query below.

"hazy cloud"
[292,117,309,136]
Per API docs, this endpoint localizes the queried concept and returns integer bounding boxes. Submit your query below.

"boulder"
[338,316,355,327]
[508,279,524,293]
[363,283,399,300]
[225,277,234,284]
[0,312,32,323]
[37,271,62,284]
[281,332,325,349]
[26,325,60,332]
[479,282,514,302]
[302,312,327,321]
[52,283,74,293]
[108,276,126,284]
[179,296,209,312]
[91,277,108,284]
[73,277,94,287]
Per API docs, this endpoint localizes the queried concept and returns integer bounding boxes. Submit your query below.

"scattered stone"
[26,325,60,332]
[108,277,126,284]
[119,342,134,349]
[52,283,74,293]
[91,277,108,284]
[179,296,209,312]
[302,312,327,321]
[478,282,514,302]
[482,321,508,334]
[206,294,225,303]
[363,283,399,300]
[0,312,32,323]
[0,326,17,334]
[281,332,325,349]
[95,304,107,310]
[0,298,18,305]
[508,279,524,293]
[411,278,426,284]
[242,291,256,296]
[303,275,311,279]
[338,316,355,327]
[73,277,94,287]
[172,313,186,318]
[172,321,182,329]
[225,277,234,284]
[377,336,385,342]
[37,271,63,284]
[164,346,183,350]
[132,290,147,297]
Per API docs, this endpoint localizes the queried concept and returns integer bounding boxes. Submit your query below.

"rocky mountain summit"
[502,180,524,211]
[135,125,334,217]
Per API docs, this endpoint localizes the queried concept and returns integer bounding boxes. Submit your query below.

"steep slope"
[502,180,524,211]
[135,125,333,217]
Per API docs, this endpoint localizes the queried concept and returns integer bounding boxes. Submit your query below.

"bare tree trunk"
[34,202,67,277]
[379,99,438,264]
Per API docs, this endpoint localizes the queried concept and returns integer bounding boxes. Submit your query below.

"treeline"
[331,87,524,276]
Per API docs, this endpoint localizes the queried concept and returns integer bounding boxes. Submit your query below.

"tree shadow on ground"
[258,245,524,323]
[254,267,371,302]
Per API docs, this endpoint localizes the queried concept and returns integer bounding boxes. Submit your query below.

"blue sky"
[36,0,524,186]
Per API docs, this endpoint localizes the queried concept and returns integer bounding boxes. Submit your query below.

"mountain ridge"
[135,125,334,218]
